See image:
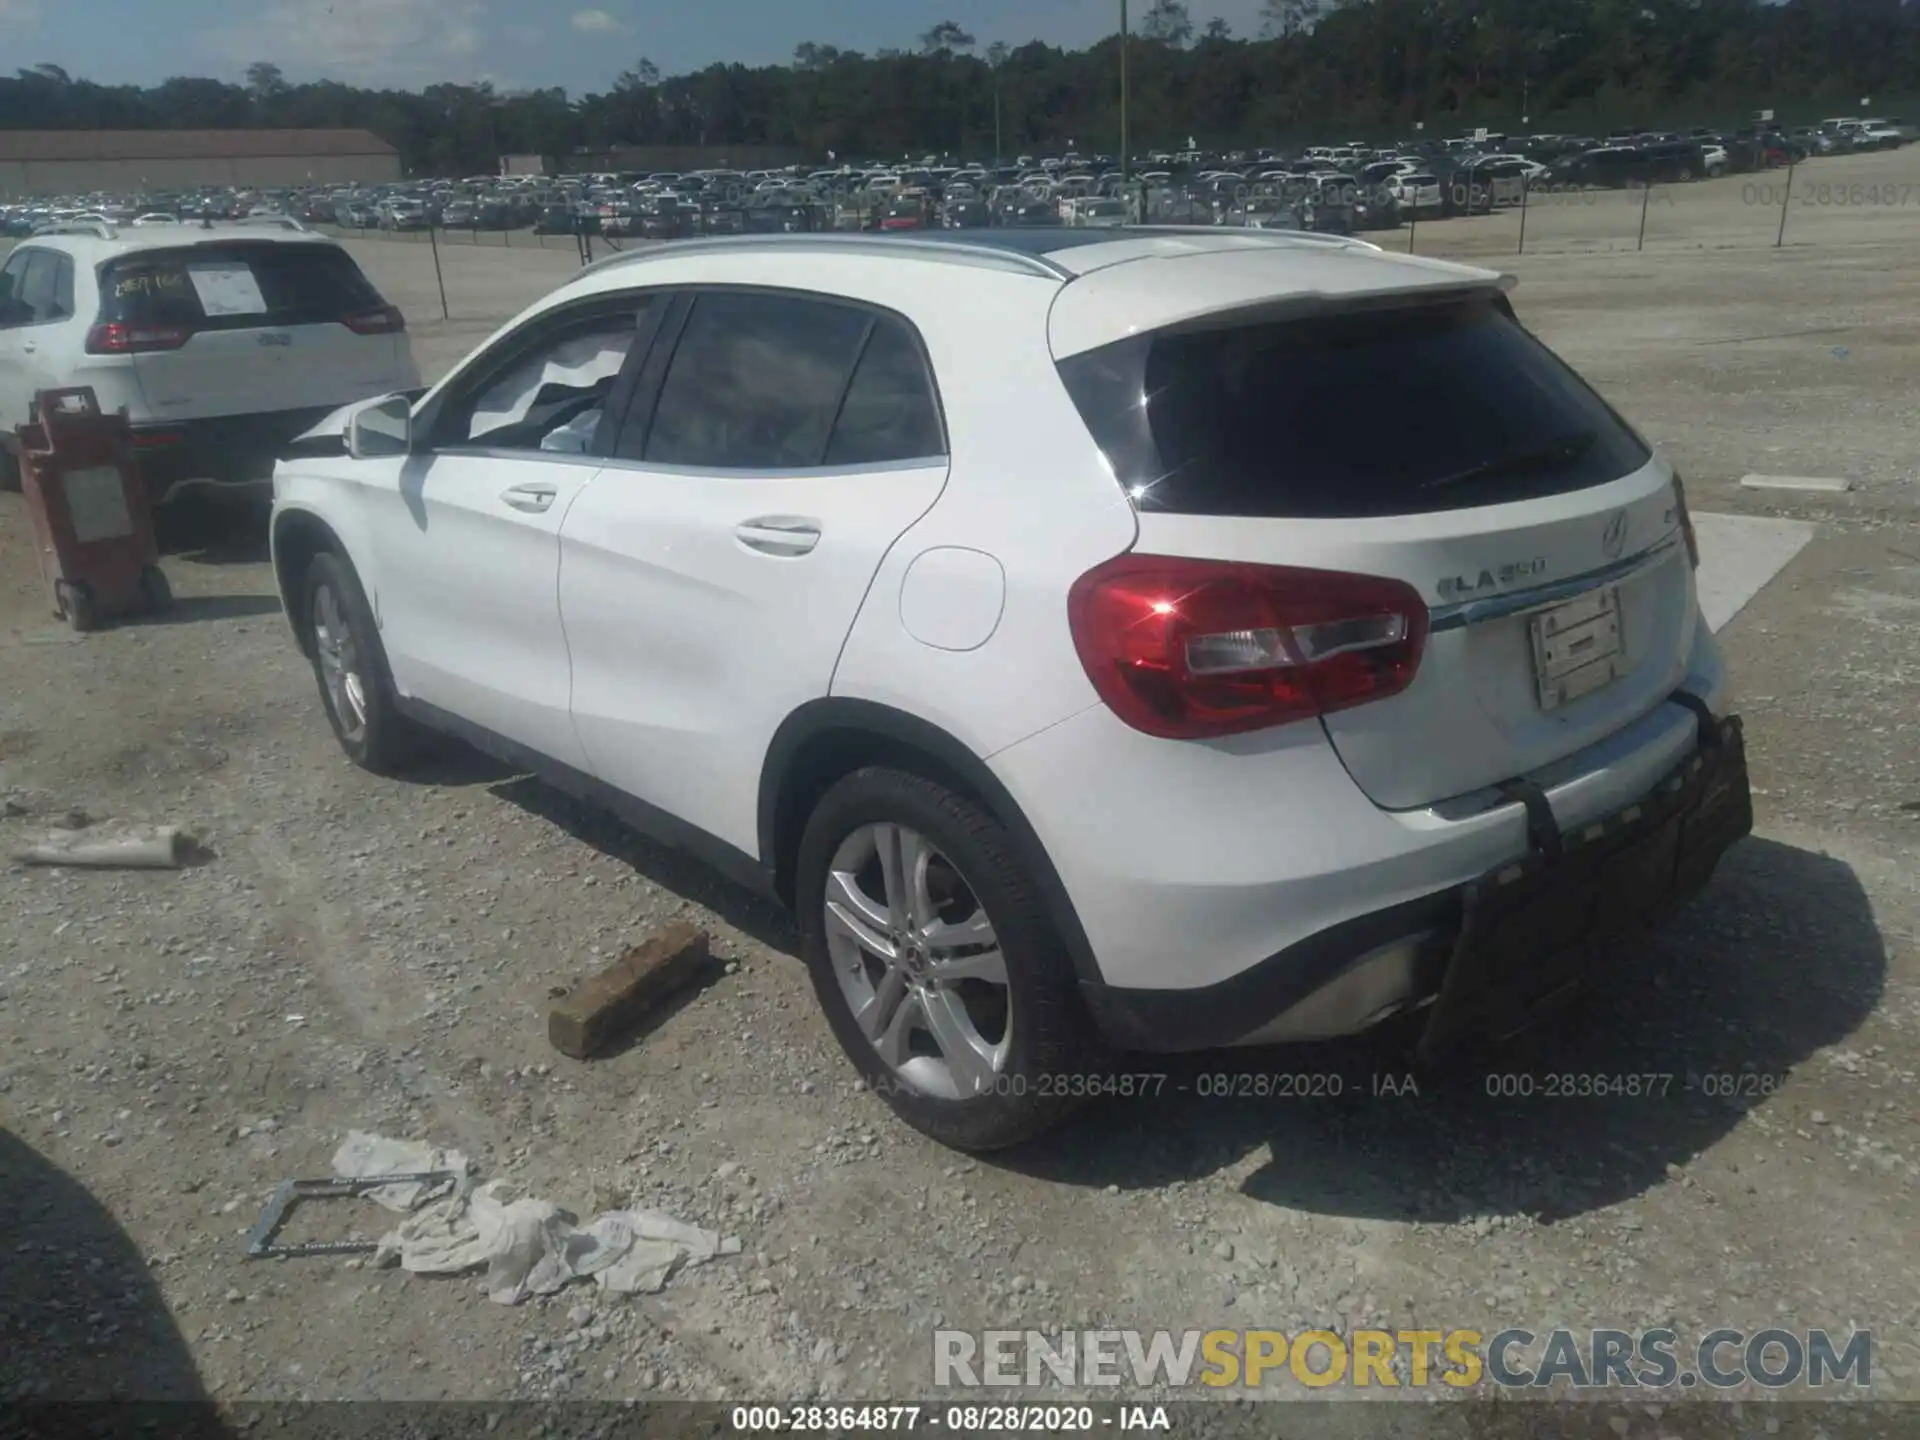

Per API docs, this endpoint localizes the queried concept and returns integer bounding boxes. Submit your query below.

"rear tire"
[795,766,1105,1152]
[300,551,431,774]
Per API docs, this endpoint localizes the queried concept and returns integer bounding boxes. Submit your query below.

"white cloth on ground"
[331,1130,473,1211]
[365,1171,740,1304]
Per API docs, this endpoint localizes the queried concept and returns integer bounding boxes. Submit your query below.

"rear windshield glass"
[98,242,385,330]
[1057,297,1651,519]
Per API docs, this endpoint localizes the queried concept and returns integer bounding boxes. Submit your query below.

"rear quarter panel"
[825,264,1138,760]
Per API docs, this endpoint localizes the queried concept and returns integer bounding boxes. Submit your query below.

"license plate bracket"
[1530,586,1625,711]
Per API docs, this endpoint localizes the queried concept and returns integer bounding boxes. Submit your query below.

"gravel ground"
[2,149,1916,1423]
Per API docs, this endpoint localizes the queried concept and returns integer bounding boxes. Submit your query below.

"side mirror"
[347,394,411,459]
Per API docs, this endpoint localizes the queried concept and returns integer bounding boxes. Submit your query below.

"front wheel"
[795,767,1104,1151]
[301,551,431,773]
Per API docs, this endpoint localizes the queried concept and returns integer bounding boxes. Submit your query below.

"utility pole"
[1119,0,1130,182]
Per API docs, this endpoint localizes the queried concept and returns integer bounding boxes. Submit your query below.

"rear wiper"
[1419,429,1597,492]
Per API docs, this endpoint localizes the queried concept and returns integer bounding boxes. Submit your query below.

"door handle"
[734,516,821,557]
[501,483,556,514]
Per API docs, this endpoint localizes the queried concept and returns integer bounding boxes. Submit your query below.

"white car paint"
[374,451,595,771]
[0,218,417,482]
[273,229,1737,1045]
[559,458,952,857]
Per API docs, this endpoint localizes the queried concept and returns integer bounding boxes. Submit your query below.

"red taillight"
[1067,554,1430,740]
[1671,473,1700,570]
[344,306,405,335]
[85,322,192,354]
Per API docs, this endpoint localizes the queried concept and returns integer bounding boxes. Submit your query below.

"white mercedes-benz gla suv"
[271,228,1751,1150]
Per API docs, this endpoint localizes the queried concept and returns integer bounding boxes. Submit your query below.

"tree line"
[4,0,1918,176]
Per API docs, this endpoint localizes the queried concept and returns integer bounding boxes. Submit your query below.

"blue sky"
[0,0,1274,93]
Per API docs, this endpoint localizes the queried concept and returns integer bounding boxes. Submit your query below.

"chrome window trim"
[427,447,606,469]
[591,454,947,481]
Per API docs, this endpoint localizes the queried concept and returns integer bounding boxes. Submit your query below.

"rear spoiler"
[1048,241,1518,359]
[1152,275,1519,341]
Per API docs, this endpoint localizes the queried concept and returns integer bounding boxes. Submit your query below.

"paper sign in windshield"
[187,263,268,317]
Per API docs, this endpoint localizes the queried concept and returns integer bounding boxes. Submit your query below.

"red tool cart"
[14,386,172,632]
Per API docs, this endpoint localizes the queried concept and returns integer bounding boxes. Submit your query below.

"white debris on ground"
[332,1130,474,1209]
[13,823,200,869]
[330,1131,739,1305]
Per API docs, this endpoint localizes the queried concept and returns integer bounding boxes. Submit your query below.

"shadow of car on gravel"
[995,836,1885,1224]
[370,731,804,950]
[153,495,271,559]
[485,773,800,957]
[1,1129,226,1430]
[132,594,286,626]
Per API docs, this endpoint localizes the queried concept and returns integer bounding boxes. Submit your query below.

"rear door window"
[0,250,31,324]
[97,243,385,332]
[823,316,944,466]
[1058,297,1651,519]
[15,250,71,324]
[638,291,871,470]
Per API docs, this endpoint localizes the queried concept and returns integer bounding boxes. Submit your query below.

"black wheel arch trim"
[758,697,1106,990]
[271,506,349,656]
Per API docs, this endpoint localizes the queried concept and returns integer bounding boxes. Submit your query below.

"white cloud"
[570,8,624,33]
[208,0,485,86]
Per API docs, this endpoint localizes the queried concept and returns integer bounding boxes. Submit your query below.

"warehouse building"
[0,129,401,197]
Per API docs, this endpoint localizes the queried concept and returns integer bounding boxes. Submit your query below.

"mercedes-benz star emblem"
[1602,511,1628,561]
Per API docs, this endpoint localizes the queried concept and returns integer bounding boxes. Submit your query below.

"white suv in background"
[0,217,417,498]
[270,229,1752,1151]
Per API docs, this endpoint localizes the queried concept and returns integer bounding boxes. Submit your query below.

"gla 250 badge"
[1437,556,1548,600]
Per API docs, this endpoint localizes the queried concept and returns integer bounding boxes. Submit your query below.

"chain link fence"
[318,147,1918,331]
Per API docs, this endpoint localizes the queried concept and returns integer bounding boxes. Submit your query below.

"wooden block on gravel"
[548,921,709,1060]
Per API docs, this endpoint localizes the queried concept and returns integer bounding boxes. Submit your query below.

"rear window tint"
[1057,298,1651,519]
[823,316,944,466]
[98,243,384,330]
[641,291,870,470]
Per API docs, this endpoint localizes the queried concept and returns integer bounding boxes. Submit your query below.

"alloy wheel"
[312,582,369,743]
[823,822,1011,1100]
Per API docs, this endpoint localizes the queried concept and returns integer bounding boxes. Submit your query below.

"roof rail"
[29,219,118,240]
[223,214,311,233]
[1128,223,1383,254]
[578,231,1073,282]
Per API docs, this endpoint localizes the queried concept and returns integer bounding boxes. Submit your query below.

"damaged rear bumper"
[1080,713,1754,1055]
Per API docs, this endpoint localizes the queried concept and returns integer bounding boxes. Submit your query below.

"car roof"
[563,229,1507,359]
[18,219,338,262]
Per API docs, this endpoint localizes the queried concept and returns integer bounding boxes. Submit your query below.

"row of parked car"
[7,110,1905,249]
